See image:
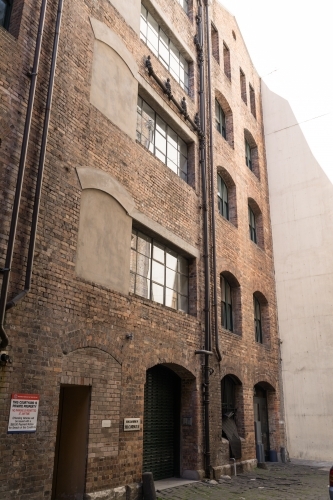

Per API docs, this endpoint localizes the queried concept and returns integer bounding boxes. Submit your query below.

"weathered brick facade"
[0,0,285,498]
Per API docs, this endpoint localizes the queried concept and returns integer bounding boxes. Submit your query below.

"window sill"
[255,340,271,350]
[129,291,195,318]
[220,327,242,339]
[217,212,237,230]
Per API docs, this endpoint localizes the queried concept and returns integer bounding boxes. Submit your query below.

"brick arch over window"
[217,167,237,227]
[244,128,259,179]
[253,290,270,345]
[248,197,264,249]
[215,91,234,148]
[220,271,242,336]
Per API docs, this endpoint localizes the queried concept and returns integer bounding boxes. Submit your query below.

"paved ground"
[156,462,331,500]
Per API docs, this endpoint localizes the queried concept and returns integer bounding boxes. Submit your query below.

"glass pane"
[179,155,187,175]
[155,130,166,154]
[221,277,225,301]
[166,268,177,290]
[130,249,137,272]
[136,275,150,299]
[178,256,188,275]
[152,282,164,304]
[166,158,178,174]
[167,128,178,149]
[137,253,151,278]
[225,281,231,303]
[178,294,188,313]
[153,242,165,263]
[166,251,177,271]
[130,272,135,293]
[152,260,165,285]
[179,138,187,157]
[167,142,178,165]
[147,14,158,55]
[137,232,151,257]
[156,115,166,136]
[159,30,169,66]
[178,274,188,295]
[155,149,166,164]
[165,287,177,309]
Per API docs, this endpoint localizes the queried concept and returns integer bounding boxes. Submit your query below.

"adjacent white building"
[262,82,333,461]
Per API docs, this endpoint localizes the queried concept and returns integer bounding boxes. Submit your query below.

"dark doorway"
[52,385,91,500]
[143,365,181,480]
[253,384,270,461]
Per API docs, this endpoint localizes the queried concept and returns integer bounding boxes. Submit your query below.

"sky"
[219,0,333,181]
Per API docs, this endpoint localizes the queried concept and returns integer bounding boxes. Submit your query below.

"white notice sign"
[8,394,40,433]
[124,418,140,431]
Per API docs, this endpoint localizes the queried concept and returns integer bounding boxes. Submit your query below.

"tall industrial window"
[177,0,188,14]
[254,296,263,343]
[248,206,257,243]
[130,229,189,313]
[240,69,247,104]
[215,99,226,139]
[223,42,231,80]
[217,174,229,220]
[245,139,252,170]
[249,84,256,118]
[136,96,188,181]
[221,275,233,331]
[0,0,11,29]
[140,5,189,93]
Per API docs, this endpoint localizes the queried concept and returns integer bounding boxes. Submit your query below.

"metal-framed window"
[215,99,226,139]
[130,229,189,313]
[221,275,233,331]
[140,5,189,93]
[245,139,252,170]
[136,96,188,181]
[217,174,229,220]
[248,206,257,243]
[177,0,188,14]
[254,296,263,343]
[0,0,12,29]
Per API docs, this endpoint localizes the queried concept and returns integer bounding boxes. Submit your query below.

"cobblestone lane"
[156,463,330,500]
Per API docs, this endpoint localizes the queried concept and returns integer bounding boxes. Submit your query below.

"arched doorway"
[253,384,270,461]
[221,375,243,459]
[143,365,181,480]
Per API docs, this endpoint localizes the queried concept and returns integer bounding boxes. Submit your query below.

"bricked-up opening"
[223,42,231,80]
[253,291,270,346]
[240,68,247,104]
[220,271,242,336]
[1,0,24,38]
[244,129,260,179]
[248,198,264,249]
[211,22,219,64]
[217,167,237,227]
[215,91,234,148]
[249,84,256,118]
[221,375,243,459]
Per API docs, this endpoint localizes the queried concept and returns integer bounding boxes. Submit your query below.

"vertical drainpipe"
[195,0,212,478]
[204,0,222,362]
[0,0,49,350]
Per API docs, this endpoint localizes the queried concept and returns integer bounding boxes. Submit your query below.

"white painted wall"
[262,82,333,461]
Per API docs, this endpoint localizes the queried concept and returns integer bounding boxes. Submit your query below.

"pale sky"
[219,0,333,181]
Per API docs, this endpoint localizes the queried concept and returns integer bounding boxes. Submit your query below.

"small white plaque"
[124,418,140,431]
[102,420,111,428]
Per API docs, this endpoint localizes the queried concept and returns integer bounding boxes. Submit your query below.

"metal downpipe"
[7,0,64,311]
[196,0,212,478]
[204,0,222,362]
[0,0,48,349]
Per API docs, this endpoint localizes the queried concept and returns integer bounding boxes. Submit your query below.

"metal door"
[143,365,180,480]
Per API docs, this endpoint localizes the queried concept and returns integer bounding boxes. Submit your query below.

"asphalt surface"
[156,462,331,500]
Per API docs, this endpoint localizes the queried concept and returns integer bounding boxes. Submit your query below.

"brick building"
[0,0,285,498]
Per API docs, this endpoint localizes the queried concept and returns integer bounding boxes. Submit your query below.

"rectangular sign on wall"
[8,394,40,433]
[124,418,140,431]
